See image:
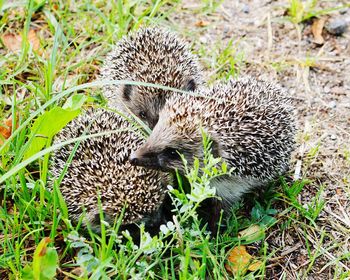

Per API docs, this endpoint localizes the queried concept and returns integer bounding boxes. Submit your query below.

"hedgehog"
[101,27,203,129]
[129,77,296,222]
[50,109,170,234]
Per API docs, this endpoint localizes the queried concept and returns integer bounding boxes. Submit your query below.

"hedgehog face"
[130,131,221,173]
[101,27,203,129]
[130,141,199,172]
[130,101,204,173]
[119,79,200,129]
[120,84,166,129]
[129,126,182,171]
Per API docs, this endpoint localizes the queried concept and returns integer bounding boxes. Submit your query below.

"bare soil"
[169,0,350,278]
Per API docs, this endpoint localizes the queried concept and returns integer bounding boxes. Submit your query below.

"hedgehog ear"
[122,84,133,101]
[182,78,197,92]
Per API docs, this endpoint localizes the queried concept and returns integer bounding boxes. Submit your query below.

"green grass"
[200,0,224,15]
[286,0,348,24]
[284,0,349,45]
[197,38,245,83]
[0,0,346,279]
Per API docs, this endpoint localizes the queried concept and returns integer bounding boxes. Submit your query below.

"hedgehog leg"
[197,198,223,235]
[142,193,173,236]
[208,198,223,235]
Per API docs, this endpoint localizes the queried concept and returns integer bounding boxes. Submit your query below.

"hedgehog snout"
[129,152,140,166]
[129,149,162,170]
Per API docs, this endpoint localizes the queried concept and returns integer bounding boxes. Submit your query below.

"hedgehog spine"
[50,109,169,233]
[129,76,296,206]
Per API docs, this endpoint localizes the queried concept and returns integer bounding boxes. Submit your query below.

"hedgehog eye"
[163,147,180,160]
[139,111,147,120]
[183,79,197,92]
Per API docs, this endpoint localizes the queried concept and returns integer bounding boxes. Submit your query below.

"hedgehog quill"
[130,77,296,213]
[51,109,169,234]
[101,27,203,129]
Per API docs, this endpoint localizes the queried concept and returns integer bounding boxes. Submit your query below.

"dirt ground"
[169,0,350,278]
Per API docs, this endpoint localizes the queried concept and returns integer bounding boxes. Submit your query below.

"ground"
[169,0,350,277]
[0,0,349,279]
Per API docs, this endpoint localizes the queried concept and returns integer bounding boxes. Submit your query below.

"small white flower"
[123,229,131,238]
[189,229,201,237]
[179,203,191,213]
[160,224,169,235]
[160,221,175,235]
[26,183,35,189]
[166,221,175,231]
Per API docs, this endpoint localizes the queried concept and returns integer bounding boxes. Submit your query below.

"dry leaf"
[0,116,12,139]
[247,260,262,271]
[336,188,342,195]
[27,29,40,50]
[0,115,18,145]
[238,224,264,242]
[195,20,210,27]
[312,18,325,45]
[0,116,13,144]
[1,29,40,52]
[1,33,22,51]
[225,245,262,275]
[70,267,85,277]
[0,126,11,143]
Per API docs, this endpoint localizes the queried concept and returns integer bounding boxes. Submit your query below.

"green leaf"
[63,94,87,111]
[221,162,227,173]
[23,237,59,280]
[24,106,81,160]
[261,215,277,227]
[22,265,34,280]
[40,248,59,279]
[193,158,200,170]
[53,182,69,219]
[33,0,46,10]
[33,237,49,277]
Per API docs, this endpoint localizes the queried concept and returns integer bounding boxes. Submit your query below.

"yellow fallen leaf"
[248,259,262,271]
[1,29,40,52]
[195,20,210,27]
[312,18,325,45]
[225,245,262,275]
